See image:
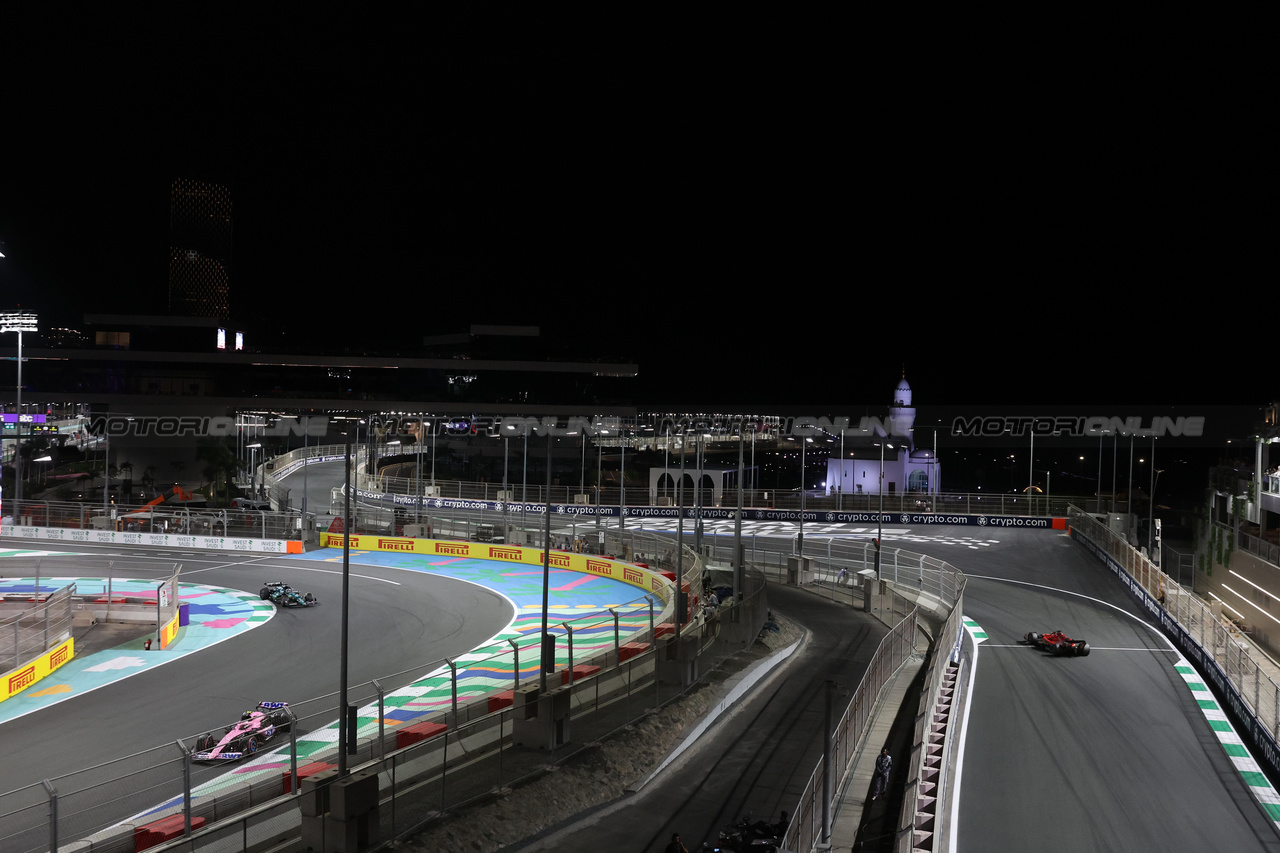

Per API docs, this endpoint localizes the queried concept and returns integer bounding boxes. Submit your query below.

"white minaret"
[888,374,916,447]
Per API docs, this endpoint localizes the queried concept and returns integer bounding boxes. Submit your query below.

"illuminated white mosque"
[824,375,940,497]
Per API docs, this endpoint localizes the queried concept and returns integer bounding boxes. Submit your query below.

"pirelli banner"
[2,637,74,703]
[318,534,674,601]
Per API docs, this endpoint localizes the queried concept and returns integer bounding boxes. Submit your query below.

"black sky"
[0,12,1275,412]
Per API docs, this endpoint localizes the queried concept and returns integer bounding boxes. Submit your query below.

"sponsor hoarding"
[2,638,74,702]
[317,533,673,597]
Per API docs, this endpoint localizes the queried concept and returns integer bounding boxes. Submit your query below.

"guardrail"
[1,585,74,680]
[0,515,974,853]
[757,548,965,853]
[1069,507,1280,779]
[0,532,718,853]
[1,498,304,542]
[265,443,1089,519]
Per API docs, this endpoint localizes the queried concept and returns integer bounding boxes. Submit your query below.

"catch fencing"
[1069,507,1280,773]
[0,585,75,677]
[3,499,303,542]
[765,547,966,853]
[0,528,727,853]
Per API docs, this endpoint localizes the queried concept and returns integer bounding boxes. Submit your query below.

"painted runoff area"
[0,544,665,823]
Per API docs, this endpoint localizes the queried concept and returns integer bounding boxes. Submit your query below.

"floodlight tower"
[1,312,38,515]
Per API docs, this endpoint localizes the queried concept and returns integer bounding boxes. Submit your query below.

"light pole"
[246,443,262,498]
[875,442,893,578]
[1,312,37,517]
[1095,429,1107,513]
[838,428,845,511]
[792,435,811,555]
[423,416,436,496]
[1111,429,1119,513]
[1148,435,1159,560]
[302,415,310,517]
[595,426,604,532]
[1029,430,1034,497]
[500,424,513,542]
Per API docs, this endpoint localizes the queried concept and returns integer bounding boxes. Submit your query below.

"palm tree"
[195,436,238,504]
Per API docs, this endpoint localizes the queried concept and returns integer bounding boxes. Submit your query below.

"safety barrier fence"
[1069,507,1280,775]
[0,527,717,853]
[1,499,302,542]
[0,519,976,853]
[0,559,182,676]
[781,597,925,853]
[1,585,75,677]
[148,583,772,853]
[265,443,1086,519]
[751,545,966,853]
[896,571,968,853]
[1234,524,1280,573]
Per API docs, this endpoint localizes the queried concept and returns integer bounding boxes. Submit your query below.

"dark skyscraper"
[168,178,232,318]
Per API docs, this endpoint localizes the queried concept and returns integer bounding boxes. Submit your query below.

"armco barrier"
[0,524,303,554]
[0,538,701,853]
[1068,507,1280,783]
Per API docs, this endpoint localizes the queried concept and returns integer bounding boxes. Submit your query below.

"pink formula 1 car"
[193,701,291,761]
[1024,630,1091,657]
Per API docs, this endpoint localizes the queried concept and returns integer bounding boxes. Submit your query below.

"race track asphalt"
[935,529,1280,853]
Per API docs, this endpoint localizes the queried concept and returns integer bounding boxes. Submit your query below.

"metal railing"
[0,528,716,853]
[0,584,75,676]
[1070,507,1280,756]
[0,505,980,853]
[782,597,925,853]
[0,498,305,542]
[740,543,967,853]
[1234,524,1280,571]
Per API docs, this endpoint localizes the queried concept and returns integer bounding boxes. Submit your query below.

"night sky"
[0,12,1274,415]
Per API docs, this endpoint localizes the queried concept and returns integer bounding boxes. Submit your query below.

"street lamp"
[1094,428,1112,513]
[875,442,894,578]
[246,443,262,498]
[1148,435,1160,562]
[789,435,811,555]
[1,311,38,516]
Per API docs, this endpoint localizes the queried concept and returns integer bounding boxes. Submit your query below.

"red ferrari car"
[1024,630,1091,657]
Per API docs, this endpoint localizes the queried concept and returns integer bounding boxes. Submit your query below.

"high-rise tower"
[168,178,232,318]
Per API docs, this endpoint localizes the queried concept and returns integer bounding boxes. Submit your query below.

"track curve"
[0,545,514,795]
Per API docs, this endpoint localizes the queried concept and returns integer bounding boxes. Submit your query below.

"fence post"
[563,622,575,743]
[374,679,386,760]
[447,659,458,731]
[647,595,658,709]
[508,639,520,692]
[176,740,193,836]
[288,706,299,795]
[609,608,620,663]
[42,779,57,853]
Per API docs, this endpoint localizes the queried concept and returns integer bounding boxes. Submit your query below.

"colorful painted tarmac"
[0,546,663,820]
[163,547,660,818]
[0,568,273,723]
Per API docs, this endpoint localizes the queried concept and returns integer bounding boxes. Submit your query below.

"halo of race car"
[1024,630,1091,657]
[259,581,319,607]
[193,701,291,761]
